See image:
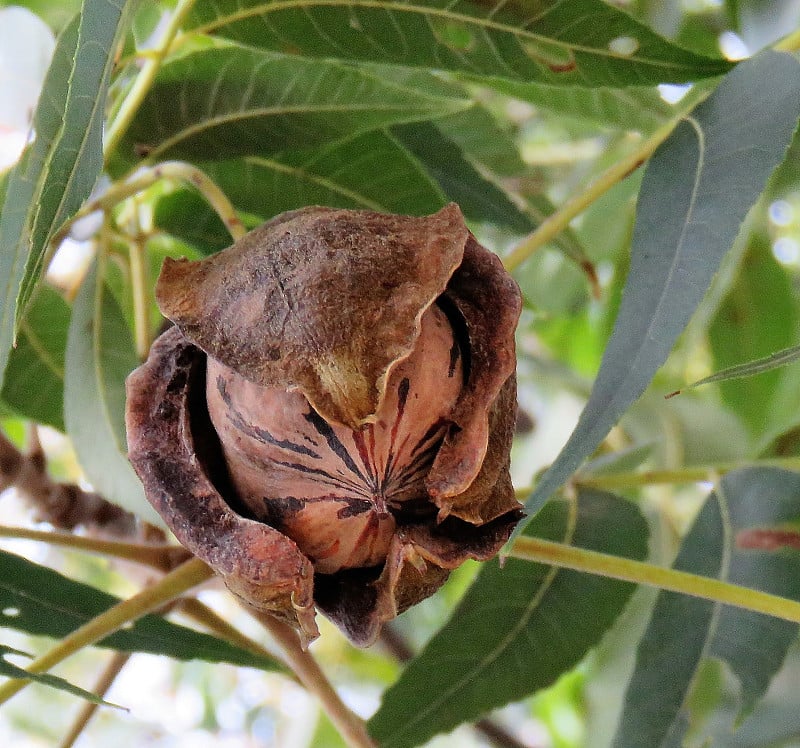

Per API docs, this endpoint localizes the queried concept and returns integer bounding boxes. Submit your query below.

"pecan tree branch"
[0,427,149,538]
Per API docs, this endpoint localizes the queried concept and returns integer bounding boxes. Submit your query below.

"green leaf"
[0,285,69,430]
[0,0,132,391]
[154,129,447,254]
[0,549,283,672]
[432,105,596,283]
[0,644,118,706]
[3,0,81,31]
[614,467,800,747]
[517,50,800,530]
[399,108,593,276]
[115,47,469,165]
[482,80,677,132]
[368,489,648,748]
[707,235,798,434]
[433,106,529,179]
[186,0,731,86]
[392,120,534,234]
[64,261,162,526]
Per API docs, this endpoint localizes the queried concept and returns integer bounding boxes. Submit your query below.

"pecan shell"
[126,204,522,646]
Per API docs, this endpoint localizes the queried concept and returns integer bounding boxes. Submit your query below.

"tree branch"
[0,426,156,539]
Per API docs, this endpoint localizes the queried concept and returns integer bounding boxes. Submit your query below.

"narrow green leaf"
[392,120,533,234]
[0,644,119,706]
[0,550,283,672]
[483,79,676,132]
[368,490,648,748]
[115,47,469,165]
[64,261,162,526]
[431,106,593,273]
[187,0,731,86]
[396,109,594,277]
[706,235,798,432]
[433,106,530,179]
[517,50,800,530]
[614,468,800,747]
[153,130,447,254]
[0,285,69,430]
[692,348,800,391]
[0,0,132,391]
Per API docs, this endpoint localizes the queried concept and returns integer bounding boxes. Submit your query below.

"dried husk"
[126,204,522,646]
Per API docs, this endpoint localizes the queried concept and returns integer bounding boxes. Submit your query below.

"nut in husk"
[125,204,523,646]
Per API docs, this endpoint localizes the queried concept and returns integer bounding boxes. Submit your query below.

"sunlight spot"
[769,199,794,227]
[719,31,749,60]
[608,36,639,57]
[2,607,20,617]
[773,237,800,265]
[47,237,95,289]
[658,83,693,104]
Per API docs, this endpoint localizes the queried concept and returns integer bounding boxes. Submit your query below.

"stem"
[0,557,213,706]
[177,598,290,677]
[573,456,800,490]
[509,536,800,624]
[0,524,189,570]
[104,0,198,159]
[775,27,800,52]
[251,611,376,748]
[503,119,676,272]
[58,652,131,748]
[127,225,151,360]
[0,428,139,536]
[56,161,246,245]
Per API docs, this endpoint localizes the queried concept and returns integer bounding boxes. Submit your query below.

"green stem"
[0,524,190,570]
[251,611,376,748]
[509,536,800,624]
[177,598,290,677]
[573,456,800,490]
[775,27,800,52]
[503,119,676,272]
[0,557,213,706]
[56,161,245,245]
[129,235,150,359]
[124,203,151,360]
[104,0,198,159]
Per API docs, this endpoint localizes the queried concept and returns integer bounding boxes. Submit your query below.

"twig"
[0,524,189,571]
[58,651,131,748]
[502,119,676,272]
[509,536,800,625]
[177,598,289,676]
[250,610,376,748]
[122,204,152,360]
[54,161,246,246]
[104,0,198,159]
[571,456,800,490]
[0,427,147,538]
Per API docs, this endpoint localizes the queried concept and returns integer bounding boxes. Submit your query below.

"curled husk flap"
[126,204,523,646]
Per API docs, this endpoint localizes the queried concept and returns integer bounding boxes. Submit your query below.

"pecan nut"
[126,204,522,646]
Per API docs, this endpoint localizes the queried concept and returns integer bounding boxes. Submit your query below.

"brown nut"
[125,203,523,646]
